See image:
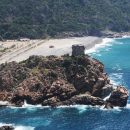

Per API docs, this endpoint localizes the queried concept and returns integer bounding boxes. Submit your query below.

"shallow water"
[0,38,130,130]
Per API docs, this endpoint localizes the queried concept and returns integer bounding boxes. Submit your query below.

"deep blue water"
[0,38,130,130]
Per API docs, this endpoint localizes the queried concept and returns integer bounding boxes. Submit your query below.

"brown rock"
[0,54,128,108]
[106,86,129,107]
[92,78,106,97]
[0,126,14,130]
[59,93,104,106]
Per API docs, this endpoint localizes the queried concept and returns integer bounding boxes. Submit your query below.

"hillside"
[0,0,130,39]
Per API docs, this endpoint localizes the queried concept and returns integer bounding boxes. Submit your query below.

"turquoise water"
[0,38,130,130]
[91,38,130,101]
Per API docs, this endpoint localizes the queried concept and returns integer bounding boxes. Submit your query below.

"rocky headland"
[0,126,14,130]
[0,45,129,108]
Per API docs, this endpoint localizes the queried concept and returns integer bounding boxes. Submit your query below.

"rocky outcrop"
[0,55,129,108]
[57,94,105,106]
[106,86,129,108]
[0,126,14,130]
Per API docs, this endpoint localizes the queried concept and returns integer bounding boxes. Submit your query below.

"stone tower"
[72,44,85,56]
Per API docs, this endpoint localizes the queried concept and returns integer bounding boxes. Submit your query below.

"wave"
[112,65,122,71]
[103,94,111,101]
[15,125,34,130]
[109,73,123,86]
[86,38,114,54]
[0,101,9,105]
[22,100,42,108]
[8,100,43,109]
[126,103,130,109]
[122,35,130,38]
[57,104,122,112]
[4,100,130,112]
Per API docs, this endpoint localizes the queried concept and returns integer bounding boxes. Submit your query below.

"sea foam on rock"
[0,45,128,108]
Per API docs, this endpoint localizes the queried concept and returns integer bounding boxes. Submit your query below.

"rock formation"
[0,126,14,130]
[105,86,129,108]
[0,50,129,108]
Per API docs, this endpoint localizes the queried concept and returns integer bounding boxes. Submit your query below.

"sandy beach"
[0,36,102,64]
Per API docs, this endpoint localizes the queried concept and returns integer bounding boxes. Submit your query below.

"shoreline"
[1,32,130,64]
[1,100,130,110]
[0,36,103,64]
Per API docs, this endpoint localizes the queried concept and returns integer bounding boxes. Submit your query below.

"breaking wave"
[86,38,114,54]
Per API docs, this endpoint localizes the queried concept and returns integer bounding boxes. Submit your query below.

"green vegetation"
[0,0,130,39]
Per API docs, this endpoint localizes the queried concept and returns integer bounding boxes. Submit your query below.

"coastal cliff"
[0,48,128,108]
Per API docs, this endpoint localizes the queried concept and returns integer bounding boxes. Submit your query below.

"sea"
[0,37,130,130]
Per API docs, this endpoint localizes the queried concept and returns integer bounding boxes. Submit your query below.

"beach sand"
[0,36,102,64]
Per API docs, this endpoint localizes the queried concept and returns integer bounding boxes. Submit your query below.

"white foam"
[2,100,128,112]
[103,94,111,101]
[15,126,34,130]
[6,101,124,112]
[42,104,125,112]
[59,104,124,112]
[126,103,130,109]
[96,54,102,56]
[109,73,123,86]
[57,105,92,109]
[122,35,130,38]
[22,100,42,108]
[3,103,127,113]
[99,105,122,112]
[74,105,88,113]
[0,123,12,127]
[112,107,122,112]
[86,38,114,54]
[0,123,35,130]
[112,64,122,71]
[0,101,9,105]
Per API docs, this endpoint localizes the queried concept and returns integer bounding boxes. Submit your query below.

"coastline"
[1,32,130,64]
[0,36,129,130]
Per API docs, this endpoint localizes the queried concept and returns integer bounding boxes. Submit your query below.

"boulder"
[92,78,106,97]
[106,86,129,107]
[0,126,14,130]
[59,94,105,106]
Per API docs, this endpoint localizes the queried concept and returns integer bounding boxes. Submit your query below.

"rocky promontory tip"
[105,86,129,108]
[0,126,14,130]
[0,45,129,108]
